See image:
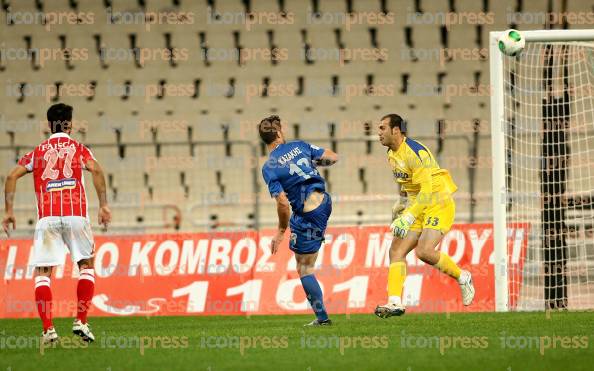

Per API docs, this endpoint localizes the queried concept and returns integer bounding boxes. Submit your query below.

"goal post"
[490,29,594,312]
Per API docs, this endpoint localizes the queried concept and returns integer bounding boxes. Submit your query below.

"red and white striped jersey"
[18,133,96,219]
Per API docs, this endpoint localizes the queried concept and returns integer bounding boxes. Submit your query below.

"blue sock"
[300,274,328,321]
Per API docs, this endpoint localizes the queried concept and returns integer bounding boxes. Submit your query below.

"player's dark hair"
[381,113,407,135]
[258,115,281,144]
[47,103,73,134]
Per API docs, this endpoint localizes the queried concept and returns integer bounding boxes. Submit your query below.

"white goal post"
[490,29,594,312]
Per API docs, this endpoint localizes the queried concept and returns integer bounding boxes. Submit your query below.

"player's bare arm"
[392,186,408,222]
[271,192,290,255]
[85,158,112,228]
[313,148,339,166]
[2,165,28,236]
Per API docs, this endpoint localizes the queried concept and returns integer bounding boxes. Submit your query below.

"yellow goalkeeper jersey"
[387,137,457,219]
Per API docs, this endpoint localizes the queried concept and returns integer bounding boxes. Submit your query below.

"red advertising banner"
[0,224,529,318]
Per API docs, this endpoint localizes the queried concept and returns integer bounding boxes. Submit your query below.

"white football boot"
[72,319,95,342]
[458,270,475,306]
[374,303,406,318]
[304,318,333,327]
[42,327,59,344]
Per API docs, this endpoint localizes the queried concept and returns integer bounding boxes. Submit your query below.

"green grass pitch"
[1,312,593,370]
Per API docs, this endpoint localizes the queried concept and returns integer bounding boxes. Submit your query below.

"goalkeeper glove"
[390,213,416,239]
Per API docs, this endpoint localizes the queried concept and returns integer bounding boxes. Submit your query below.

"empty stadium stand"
[1,0,592,234]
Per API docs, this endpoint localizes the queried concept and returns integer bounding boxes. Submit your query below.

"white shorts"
[32,216,95,267]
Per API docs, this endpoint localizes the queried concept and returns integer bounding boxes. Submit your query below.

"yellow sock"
[387,262,406,302]
[434,252,461,279]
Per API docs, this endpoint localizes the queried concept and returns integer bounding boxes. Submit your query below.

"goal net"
[490,30,594,311]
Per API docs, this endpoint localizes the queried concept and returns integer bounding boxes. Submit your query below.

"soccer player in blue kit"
[259,115,339,326]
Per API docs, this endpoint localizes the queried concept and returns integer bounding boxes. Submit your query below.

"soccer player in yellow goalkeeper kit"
[374,114,475,318]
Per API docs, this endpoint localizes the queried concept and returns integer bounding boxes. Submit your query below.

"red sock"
[76,268,95,323]
[34,276,53,331]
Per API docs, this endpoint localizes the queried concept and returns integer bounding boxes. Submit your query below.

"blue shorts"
[289,192,332,254]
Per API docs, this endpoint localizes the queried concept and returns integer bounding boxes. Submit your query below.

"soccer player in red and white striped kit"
[2,103,111,344]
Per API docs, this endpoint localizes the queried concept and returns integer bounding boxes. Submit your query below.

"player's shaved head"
[47,103,73,134]
[379,113,407,149]
[259,115,282,144]
[381,113,406,135]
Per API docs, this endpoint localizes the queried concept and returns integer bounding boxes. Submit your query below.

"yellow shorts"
[408,194,456,234]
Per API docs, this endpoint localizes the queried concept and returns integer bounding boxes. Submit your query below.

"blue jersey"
[262,140,327,214]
